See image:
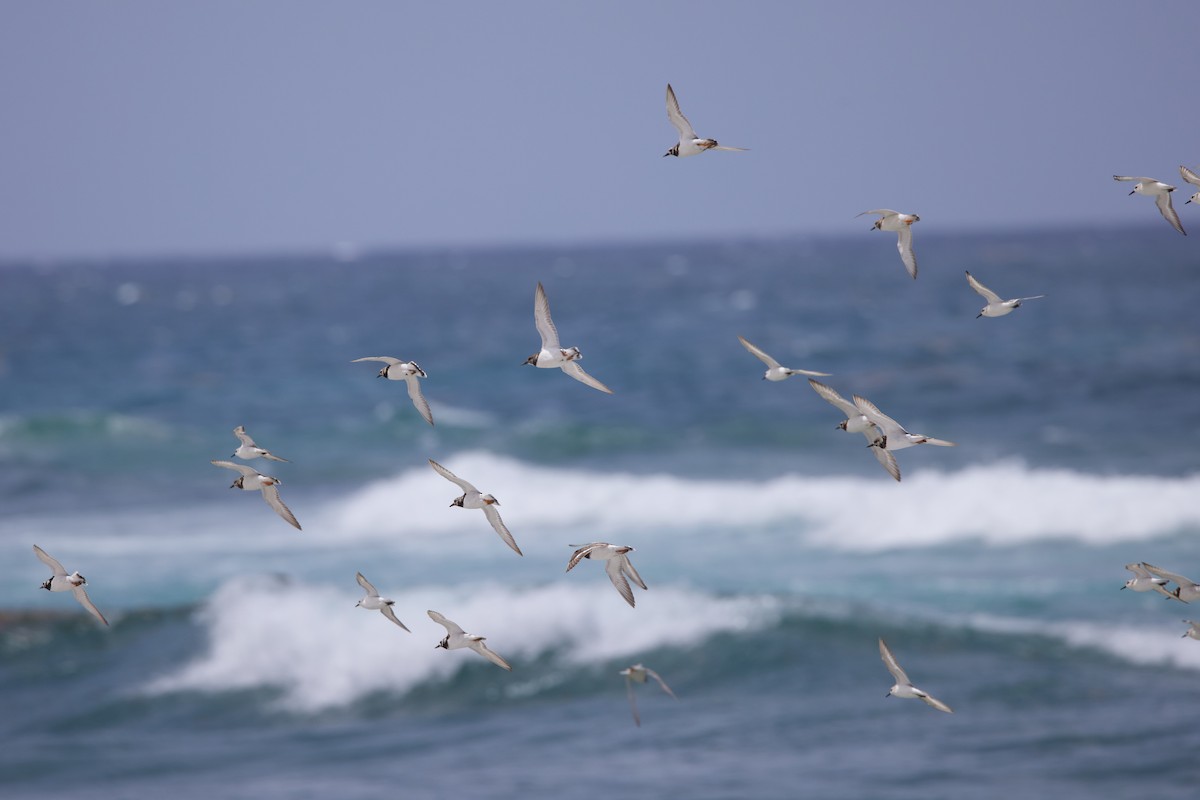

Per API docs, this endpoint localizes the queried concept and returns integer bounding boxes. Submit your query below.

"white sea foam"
[329,452,1200,552]
[142,575,779,712]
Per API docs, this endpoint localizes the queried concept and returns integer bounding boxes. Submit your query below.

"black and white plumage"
[210,460,302,530]
[852,395,956,451]
[1122,562,1181,600]
[428,459,522,556]
[1181,165,1200,206]
[1141,562,1200,603]
[566,542,647,608]
[427,610,512,671]
[663,83,747,158]
[523,282,612,394]
[351,356,434,426]
[808,379,898,481]
[33,545,109,626]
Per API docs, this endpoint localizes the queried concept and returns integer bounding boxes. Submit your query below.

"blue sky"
[1,1,1197,259]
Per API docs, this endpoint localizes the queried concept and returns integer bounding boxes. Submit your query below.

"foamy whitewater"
[2,229,1198,799]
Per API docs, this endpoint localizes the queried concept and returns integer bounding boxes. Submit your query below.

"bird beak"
[976,313,983,319]
[1129,190,1136,196]
[1120,586,1126,590]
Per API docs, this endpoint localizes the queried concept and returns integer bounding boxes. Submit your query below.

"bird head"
[40,579,52,591]
[450,495,465,508]
[435,636,449,650]
[230,477,244,489]
[523,354,539,366]
[376,367,388,378]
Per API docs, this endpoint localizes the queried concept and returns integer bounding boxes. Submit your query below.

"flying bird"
[210,460,302,530]
[737,336,829,381]
[808,379,899,481]
[231,425,289,462]
[351,357,434,426]
[33,545,109,626]
[878,638,953,713]
[857,209,920,279]
[428,459,523,555]
[524,282,612,394]
[566,542,647,607]
[1123,562,1182,600]
[1113,175,1186,235]
[663,83,747,158]
[619,663,677,726]
[853,395,956,451]
[1142,562,1200,602]
[1180,165,1200,206]
[355,572,410,631]
[427,610,512,671]
[965,271,1045,318]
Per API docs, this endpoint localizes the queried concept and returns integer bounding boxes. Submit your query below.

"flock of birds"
[27,83,1199,725]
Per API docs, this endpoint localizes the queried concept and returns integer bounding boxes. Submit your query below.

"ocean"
[1,226,1199,799]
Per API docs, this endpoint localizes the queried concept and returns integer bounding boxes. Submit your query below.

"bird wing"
[534,282,560,350]
[405,374,435,426]
[644,667,677,700]
[233,425,255,447]
[379,604,411,632]
[1155,192,1186,235]
[1182,166,1200,188]
[619,554,648,590]
[920,437,957,447]
[665,84,698,140]
[1125,562,1153,579]
[356,571,379,596]
[871,445,901,482]
[896,224,918,279]
[566,543,605,572]
[72,585,109,626]
[32,545,67,577]
[1142,562,1194,587]
[965,271,1002,304]
[351,356,402,365]
[427,459,478,493]
[261,483,302,530]
[878,638,911,685]
[625,675,641,727]
[737,336,782,369]
[472,639,513,671]
[856,209,898,218]
[426,609,464,636]
[808,379,858,418]
[853,396,905,437]
[1112,175,1153,183]
[210,459,258,478]
[562,361,614,394]
[605,558,638,607]
[918,690,954,714]
[711,145,748,152]
[482,503,523,556]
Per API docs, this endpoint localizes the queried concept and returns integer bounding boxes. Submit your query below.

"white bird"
[1113,175,1186,235]
[663,83,747,158]
[853,395,956,451]
[737,336,829,381]
[231,425,289,462]
[210,460,301,530]
[566,542,647,607]
[619,663,677,726]
[878,638,953,713]
[351,356,434,426]
[1181,620,1200,640]
[1123,562,1183,600]
[427,610,512,671]
[523,282,612,394]
[808,379,899,481]
[1181,165,1200,206]
[428,459,522,555]
[355,572,410,632]
[965,271,1045,318]
[33,545,109,626]
[1142,562,1200,602]
[857,209,920,279]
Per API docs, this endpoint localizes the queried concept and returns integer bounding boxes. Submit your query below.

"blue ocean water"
[1,226,1199,799]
